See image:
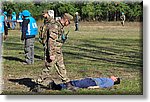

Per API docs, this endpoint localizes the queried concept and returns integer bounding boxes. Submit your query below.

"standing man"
[21,10,38,65]
[11,12,16,30]
[120,12,125,26]
[18,12,23,30]
[0,9,8,62]
[4,11,10,29]
[3,11,8,38]
[74,12,80,31]
[34,10,75,92]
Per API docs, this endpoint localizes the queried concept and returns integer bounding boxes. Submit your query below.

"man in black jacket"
[21,10,38,65]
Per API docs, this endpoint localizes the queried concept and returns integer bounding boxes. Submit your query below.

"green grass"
[2,22,143,95]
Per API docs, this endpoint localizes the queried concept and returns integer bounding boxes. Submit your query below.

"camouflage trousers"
[36,51,70,86]
[121,21,125,26]
[24,38,35,64]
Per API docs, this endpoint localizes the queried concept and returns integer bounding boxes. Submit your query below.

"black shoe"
[47,81,56,90]
[67,86,78,92]
[66,82,78,92]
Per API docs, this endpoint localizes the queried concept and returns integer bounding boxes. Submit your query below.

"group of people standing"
[3,11,22,30]
[0,9,8,62]
[0,9,121,93]
[1,9,81,92]
[23,10,120,92]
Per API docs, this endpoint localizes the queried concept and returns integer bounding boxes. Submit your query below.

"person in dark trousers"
[18,12,23,30]
[120,12,125,26]
[11,12,16,30]
[0,9,8,61]
[49,76,120,90]
[32,10,76,93]
[21,10,38,65]
[74,12,80,31]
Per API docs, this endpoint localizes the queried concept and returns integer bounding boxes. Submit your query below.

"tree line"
[2,1,143,22]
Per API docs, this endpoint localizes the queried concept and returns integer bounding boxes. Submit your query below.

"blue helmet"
[22,10,31,16]
[12,12,16,15]
[122,12,124,15]
[4,11,7,15]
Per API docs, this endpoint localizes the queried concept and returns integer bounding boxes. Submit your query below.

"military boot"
[65,82,78,92]
[30,84,42,93]
[30,78,44,93]
[47,81,55,90]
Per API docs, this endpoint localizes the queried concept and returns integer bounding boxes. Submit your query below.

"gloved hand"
[61,33,66,43]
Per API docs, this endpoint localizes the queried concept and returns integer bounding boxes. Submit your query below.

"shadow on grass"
[8,78,48,92]
[64,38,143,68]
[65,51,142,68]
[3,56,25,63]
[3,42,23,50]
[34,54,44,60]
[3,55,43,62]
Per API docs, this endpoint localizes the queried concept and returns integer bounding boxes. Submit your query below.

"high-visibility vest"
[25,17,38,36]
[0,15,4,34]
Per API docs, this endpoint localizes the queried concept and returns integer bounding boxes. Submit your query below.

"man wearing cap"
[11,12,16,30]
[18,12,23,30]
[0,9,8,63]
[3,11,8,34]
[120,12,125,26]
[74,12,80,31]
[34,10,76,92]
[21,10,38,65]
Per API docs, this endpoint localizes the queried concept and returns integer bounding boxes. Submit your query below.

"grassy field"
[2,21,143,95]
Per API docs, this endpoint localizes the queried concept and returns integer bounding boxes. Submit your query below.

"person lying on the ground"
[49,76,120,90]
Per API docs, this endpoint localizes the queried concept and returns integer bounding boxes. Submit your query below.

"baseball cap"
[64,13,73,20]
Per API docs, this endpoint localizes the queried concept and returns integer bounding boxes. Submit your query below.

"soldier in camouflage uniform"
[120,12,125,26]
[33,10,76,92]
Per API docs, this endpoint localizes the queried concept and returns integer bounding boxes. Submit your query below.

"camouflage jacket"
[120,15,125,21]
[39,17,64,57]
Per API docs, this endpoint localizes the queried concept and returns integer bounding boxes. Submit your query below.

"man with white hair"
[0,9,8,61]
[120,12,125,26]
[74,12,80,31]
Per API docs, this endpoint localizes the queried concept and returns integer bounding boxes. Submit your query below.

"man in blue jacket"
[49,76,120,90]
[18,12,23,30]
[0,9,8,61]
[21,10,38,65]
[11,12,16,30]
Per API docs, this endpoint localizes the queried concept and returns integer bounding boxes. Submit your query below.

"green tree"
[81,2,95,21]
[128,2,142,21]
[2,1,143,22]
[94,2,103,21]
[57,2,77,16]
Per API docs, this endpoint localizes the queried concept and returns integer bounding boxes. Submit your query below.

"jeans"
[75,23,79,31]
[60,78,97,89]
[11,21,16,30]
